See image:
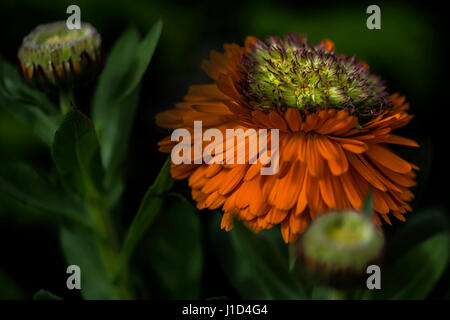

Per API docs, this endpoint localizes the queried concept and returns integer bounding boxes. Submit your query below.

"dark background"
[0,0,448,299]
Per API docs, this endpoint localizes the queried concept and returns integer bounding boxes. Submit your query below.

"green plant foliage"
[32,289,63,300]
[2,18,165,300]
[364,232,449,299]
[97,85,140,192]
[0,163,88,227]
[91,27,140,129]
[362,190,373,217]
[211,216,307,299]
[60,228,117,299]
[0,269,24,299]
[92,20,162,190]
[144,193,203,299]
[388,208,449,256]
[52,108,105,198]
[0,58,61,146]
[115,157,173,280]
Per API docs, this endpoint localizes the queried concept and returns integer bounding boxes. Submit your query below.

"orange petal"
[306,134,325,177]
[221,212,234,231]
[295,166,309,215]
[316,135,342,160]
[346,153,387,191]
[329,136,368,153]
[365,144,412,174]
[284,108,302,131]
[269,111,288,131]
[268,162,304,210]
[327,145,349,175]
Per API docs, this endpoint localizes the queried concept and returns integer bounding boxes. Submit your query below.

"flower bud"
[296,210,384,284]
[18,21,102,90]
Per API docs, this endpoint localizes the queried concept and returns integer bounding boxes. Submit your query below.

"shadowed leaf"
[60,228,116,299]
[52,108,105,198]
[114,157,173,280]
[144,193,203,298]
[0,163,88,227]
[92,20,162,193]
[0,58,60,146]
[211,216,307,299]
[32,289,62,300]
[363,232,449,299]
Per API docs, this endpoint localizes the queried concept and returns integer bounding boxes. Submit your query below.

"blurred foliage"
[365,232,448,299]
[0,16,166,299]
[208,208,449,300]
[0,0,448,300]
[143,194,203,299]
[32,289,62,300]
[210,216,308,299]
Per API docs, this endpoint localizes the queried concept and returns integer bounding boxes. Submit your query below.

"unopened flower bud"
[296,210,384,283]
[18,21,101,90]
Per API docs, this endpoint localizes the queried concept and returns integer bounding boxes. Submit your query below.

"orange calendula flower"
[156,33,419,243]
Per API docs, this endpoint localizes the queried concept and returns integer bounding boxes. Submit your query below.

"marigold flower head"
[18,21,101,90]
[156,33,419,243]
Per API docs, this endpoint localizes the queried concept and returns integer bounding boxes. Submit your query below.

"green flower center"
[35,27,88,45]
[326,214,372,245]
[241,34,392,121]
[18,21,101,68]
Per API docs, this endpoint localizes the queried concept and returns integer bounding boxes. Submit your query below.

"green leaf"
[60,228,116,299]
[0,57,60,146]
[364,232,449,299]
[91,27,139,187]
[362,189,373,218]
[388,207,449,256]
[0,268,24,299]
[120,19,163,99]
[310,286,338,300]
[0,163,88,227]
[144,193,203,299]
[98,84,140,189]
[52,108,105,198]
[288,243,297,271]
[114,157,173,280]
[91,20,162,189]
[210,216,307,299]
[32,289,62,300]
[92,27,140,129]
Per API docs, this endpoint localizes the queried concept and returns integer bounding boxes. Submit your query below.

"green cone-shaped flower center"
[241,34,392,120]
[326,214,372,245]
[35,27,88,45]
[300,210,384,271]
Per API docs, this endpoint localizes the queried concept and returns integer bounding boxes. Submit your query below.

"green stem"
[329,289,348,300]
[88,197,133,299]
[288,243,297,271]
[59,89,74,114]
